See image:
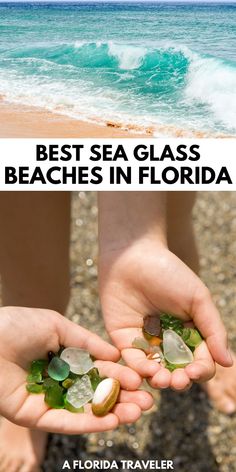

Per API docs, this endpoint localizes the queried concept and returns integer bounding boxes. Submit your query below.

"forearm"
[98,192,167,254]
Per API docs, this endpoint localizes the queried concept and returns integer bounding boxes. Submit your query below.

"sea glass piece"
[64,398,84,413]
[43,378,58,390]
[62,378,75,389]
[48,357,70,381]
[147,352,162,362]
[88,368,103,391]
[163,329,194,365]
[30,359,47,376]
[132,337,150,352]
[164,361,186,372]
[143,315,161,338]
[149,336,162,347]
[26,383,44,394]
[182,328,202,348]
[60,348,94,375]
[66,375,94,409]
[160,313,184,336]
[45,385,64,408]
[27,372,42,384]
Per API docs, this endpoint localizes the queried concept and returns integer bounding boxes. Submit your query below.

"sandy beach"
[0,101,147,138]
[1,100,231,139]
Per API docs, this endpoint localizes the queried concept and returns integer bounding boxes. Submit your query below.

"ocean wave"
[5,40,190,71]
[0,40,236,133]
[184,54,236,130]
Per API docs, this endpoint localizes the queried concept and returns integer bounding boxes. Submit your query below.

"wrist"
[98,192,167,255]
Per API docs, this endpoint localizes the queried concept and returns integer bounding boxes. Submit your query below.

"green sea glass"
[43,378,58,389]
[48,357,70,381]
[182,328,202,348]
[88,368,103,391]
[27,372,42,384]
[30,359,47,375]
[26,383,44,394]
[45,384,64,409]
[160,313,184,336]
[62,378,75,389]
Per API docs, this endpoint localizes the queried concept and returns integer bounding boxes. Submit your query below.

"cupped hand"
[99,239,232,391]
[0,307,153,433]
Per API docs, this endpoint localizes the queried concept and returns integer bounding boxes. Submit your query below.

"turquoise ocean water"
[0,1,236,135]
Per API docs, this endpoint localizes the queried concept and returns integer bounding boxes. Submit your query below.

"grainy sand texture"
[0,102,146,138]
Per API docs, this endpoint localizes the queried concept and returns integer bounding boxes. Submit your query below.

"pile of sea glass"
[132,313,203,371]
[26,347,103,412]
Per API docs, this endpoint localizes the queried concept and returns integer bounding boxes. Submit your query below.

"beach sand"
[1,100,231,139]
[0,100,147,138]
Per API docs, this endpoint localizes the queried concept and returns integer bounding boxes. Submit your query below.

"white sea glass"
[163,329,194,365]
[60,347,94,375]
[66,375,94,409]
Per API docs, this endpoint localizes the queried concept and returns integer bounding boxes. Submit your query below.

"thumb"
[191,285,232,367]
[54,312,120,362]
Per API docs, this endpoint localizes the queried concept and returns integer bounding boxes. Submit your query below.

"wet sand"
[0,101,146,138]
[0,100,232,139]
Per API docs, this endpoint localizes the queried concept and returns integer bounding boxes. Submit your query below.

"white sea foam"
[184,55,236,131]
[108,42,146,70]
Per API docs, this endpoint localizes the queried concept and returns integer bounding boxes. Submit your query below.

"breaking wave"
[1,40,236,134]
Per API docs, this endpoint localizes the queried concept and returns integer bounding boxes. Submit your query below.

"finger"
[0,455,11,472]
[94,360,142,390]
[122,348,161,378]
[170,368,192,391]
[7,461,24,472]
[185,341,216,382]
[35,409,119,434]
[55,314,120,362]
[119,389,154,411]
[111,327,145,350]
[191,286,232,367]
[111,327,161,377]
[148,366,171,389]
[112,402,142,424]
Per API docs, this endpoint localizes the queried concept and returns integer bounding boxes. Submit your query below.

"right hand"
[99,239,232,391]
[0,307,153,433]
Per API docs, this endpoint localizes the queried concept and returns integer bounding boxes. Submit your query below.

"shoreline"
[0,100,147,138]
[0,100,233,139]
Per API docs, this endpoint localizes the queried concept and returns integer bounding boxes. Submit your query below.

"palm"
[0,307,153,433]
[99,241,229,390]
